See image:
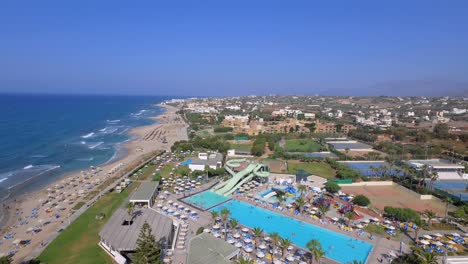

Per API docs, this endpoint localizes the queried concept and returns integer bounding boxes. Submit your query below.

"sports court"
[341,184,449,216]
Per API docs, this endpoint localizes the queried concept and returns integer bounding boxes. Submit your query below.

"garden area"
[284,139,323,152]
[287,161,335,178]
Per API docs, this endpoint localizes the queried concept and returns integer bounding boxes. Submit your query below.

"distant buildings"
[315,120,356,134]
[188,152,223,171]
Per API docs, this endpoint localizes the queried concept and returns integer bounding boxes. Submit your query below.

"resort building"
[221,115,249,127]
[406,159,465,180]
[129,182,159,207]
[315,120,356,134]
[99,208,176,264]
[188,152,223,171]
[186,233,240,264]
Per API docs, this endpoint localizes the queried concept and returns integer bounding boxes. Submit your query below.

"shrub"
[196,227,204,235]
[324,181,341,193]
[353,195,370,206]
[384,206,420,222]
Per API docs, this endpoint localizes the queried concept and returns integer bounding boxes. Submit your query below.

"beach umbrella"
[227,239,235,244]
[157,204,163,208]
[332,217,339,221]
[447,240,456,245]
[173,212,180,216]
[244,247,253,253]
[213,225,220,229]
[286,204,292,208]
[256,252,265,258]
[162,206,168,210]
[387,226,395,230]
[12,239,20,244]
[203,229,211,233]
[213,233,221,238]
[233,233,241,238]
[451,233,461,237]
[433,241,443,246]
[371,217,380,222]
[264,236,271,241]
[362,219,370,223]
[242,227,249,232]
[384,220,392,224]
[173,202,179,207]
[163,258,171,263]
[433,233,443,237]
[423,235,432,240]
[167,209,174,213]
[356,224,364,229]
[235,242,243,248]
[258,244,267,249]
[419,240,430,245]
[274,260,282,264]
[184,208,190,212]
[244,238,252,243]
[287,255,295,262]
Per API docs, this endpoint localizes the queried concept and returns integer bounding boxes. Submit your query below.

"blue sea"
[0,94,170,201]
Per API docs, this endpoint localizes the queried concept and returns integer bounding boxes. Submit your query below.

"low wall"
[338,181,394,187]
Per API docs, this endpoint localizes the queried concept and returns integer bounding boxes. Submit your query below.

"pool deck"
[157,180,408,264]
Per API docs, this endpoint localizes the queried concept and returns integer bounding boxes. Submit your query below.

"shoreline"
[0,103,188,262]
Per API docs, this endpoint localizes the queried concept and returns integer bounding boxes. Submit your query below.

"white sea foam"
[80,141,86,145]
[81,132,95,138]
[23,165,34,170]
[0,177,8,183]
[76,157,94,161]
[88,142,104,149]
[30,155,47,158]
[107,119,120,123]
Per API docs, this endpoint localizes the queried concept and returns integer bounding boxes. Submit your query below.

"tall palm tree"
[314,247,325,264]
[269,232,281,263]
[347,261,363,264]
[306,239,323,264]
[220,208,231,240]
[318,204,328,218]
[413,246,439,264]
[298,184,307,197]
[424,210,437,228]
[277,193,286,208]
[211,211,219,225]
[280,238,292,258]
[253,227,263,253]
[429,171,438,190]
[444,197,452,221]
[295,197,305,215]
[344,148,350,160]
[126,202,135,222]
[230,218,238,234]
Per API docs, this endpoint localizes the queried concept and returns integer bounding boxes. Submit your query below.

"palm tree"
[280,238,292,258]
[269,232,281,263]
[318,204,328,218]
[306,239,323,264]
[344,211,354,226]
[347,261,363,264]
[220,208,231,240]
[211,211,219,225]
[344,147,350,160]
[429,171,438,190]
[369,165,377,177]
[235,255,254,264]
[253,227,263,253]
[298,184,307,197]
[413,246,439,264]
[314,247,325,264]
[230,218,238,233]
[295,197,305,215]
[444,197,452,221]
[424,210,436,228]
[126,202,135,222]
[277,193,286,208]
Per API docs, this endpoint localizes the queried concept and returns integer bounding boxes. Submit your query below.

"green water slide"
[214,159,269,196]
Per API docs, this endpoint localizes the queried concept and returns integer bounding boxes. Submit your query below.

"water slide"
[214,159,270,196]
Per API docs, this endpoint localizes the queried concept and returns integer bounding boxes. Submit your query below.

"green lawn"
[230,143,252,152]
[287,161,335,178]
[38,185,137,264]
[284,139,322,152]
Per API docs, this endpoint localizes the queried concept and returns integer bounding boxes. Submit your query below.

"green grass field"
[284,139,322,152]
[287,161,335,178]
[230,143,252,152]
[38,185,137,264]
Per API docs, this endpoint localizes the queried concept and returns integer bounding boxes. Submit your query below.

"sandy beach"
[0,103,188,262]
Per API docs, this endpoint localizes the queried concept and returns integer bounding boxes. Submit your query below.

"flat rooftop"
[407,159,464,169]
[130,182,159,201]
[99,208,173,251]
[187,233,239,264]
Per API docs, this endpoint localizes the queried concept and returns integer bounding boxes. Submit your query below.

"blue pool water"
[182,191,230,210]
[257,187,296,204]
[341,161,404,177]
[180,159,192,166]
[212,200,373,263]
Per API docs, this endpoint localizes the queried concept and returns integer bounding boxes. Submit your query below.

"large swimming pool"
[182,191,230,210]
[212,200,373,263]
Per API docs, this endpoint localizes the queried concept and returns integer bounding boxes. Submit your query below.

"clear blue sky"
[1,1,467,96]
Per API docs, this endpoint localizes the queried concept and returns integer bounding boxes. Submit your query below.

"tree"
[444,197,452,221]
[344,148,350,160]
[230,218,238,233]
[324,181,341,193]
[253,227,264,253]
[280,238,292,258]
[295,197,305,215]
[424,210,436,227]
[235,256,254,264]
[0,256,12,264]
[353,195,370,207]
[269,232,281,263]
[277,194,286,207]
[433,124,449,139]
[318,204,329,218]
[298,184,307,197]
[413,246,439,264]
[344,211,355,225]
[126,202,135,223]
[211,211,219,225]
[306,239,323,264]
[134,222,162,264]
[220,208,231,241]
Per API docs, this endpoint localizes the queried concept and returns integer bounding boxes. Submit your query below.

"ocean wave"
[81,132,95,139]
[99,126,118,134]
[0,177,7,183]
[76,157,94,161]
[30,155,47,158]
[80,141,86,145]
[7,165,61,190]
[107,119,120,123]
[23,165,34,170]
[88,142,104,149]
[118,127,129,135]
